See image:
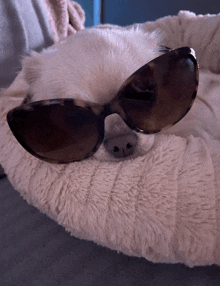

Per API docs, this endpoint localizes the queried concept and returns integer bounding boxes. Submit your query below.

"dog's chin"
[93,133,155,162]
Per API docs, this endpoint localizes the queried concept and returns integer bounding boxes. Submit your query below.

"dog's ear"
[0,52,41,100]
[0,69,30,118]
[22,52,41,85]
[0,69,29,100]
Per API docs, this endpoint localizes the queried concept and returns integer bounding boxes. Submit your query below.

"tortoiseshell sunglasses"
[7,47,198,164]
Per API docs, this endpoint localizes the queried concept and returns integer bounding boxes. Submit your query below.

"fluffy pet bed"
[1,11,220,267]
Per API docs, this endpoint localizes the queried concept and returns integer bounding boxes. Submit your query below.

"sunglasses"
[7,47,198,164]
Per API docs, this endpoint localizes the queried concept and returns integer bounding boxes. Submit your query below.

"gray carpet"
[1,174,220,286]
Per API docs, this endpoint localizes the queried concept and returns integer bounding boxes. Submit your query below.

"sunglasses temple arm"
[21,94,33,105]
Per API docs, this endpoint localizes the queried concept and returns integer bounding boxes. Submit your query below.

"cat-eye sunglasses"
[7,47,198,163]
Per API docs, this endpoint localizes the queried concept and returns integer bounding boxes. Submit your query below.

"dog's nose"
[104,133,138,158]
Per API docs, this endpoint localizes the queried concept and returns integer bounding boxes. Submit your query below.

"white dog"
[3,26,220,161]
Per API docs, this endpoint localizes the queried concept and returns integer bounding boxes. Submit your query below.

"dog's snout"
[104,133,138,158]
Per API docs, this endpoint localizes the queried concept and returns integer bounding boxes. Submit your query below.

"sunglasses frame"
[7,47,198,163]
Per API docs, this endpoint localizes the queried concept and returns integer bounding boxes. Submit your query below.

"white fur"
[23,27,161,104]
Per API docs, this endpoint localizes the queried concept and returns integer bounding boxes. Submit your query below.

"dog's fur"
[2,26,220,161]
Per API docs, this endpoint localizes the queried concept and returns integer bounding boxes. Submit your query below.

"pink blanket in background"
[42,0,85,42]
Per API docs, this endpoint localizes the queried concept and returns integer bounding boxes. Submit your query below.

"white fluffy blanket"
[1,11,220,267]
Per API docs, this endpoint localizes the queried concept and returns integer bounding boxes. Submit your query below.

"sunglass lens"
[7,99,103,163]
[119,47,198,133]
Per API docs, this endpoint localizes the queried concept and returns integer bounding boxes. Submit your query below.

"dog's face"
[4,25,218,163]
[20,27,162,161]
